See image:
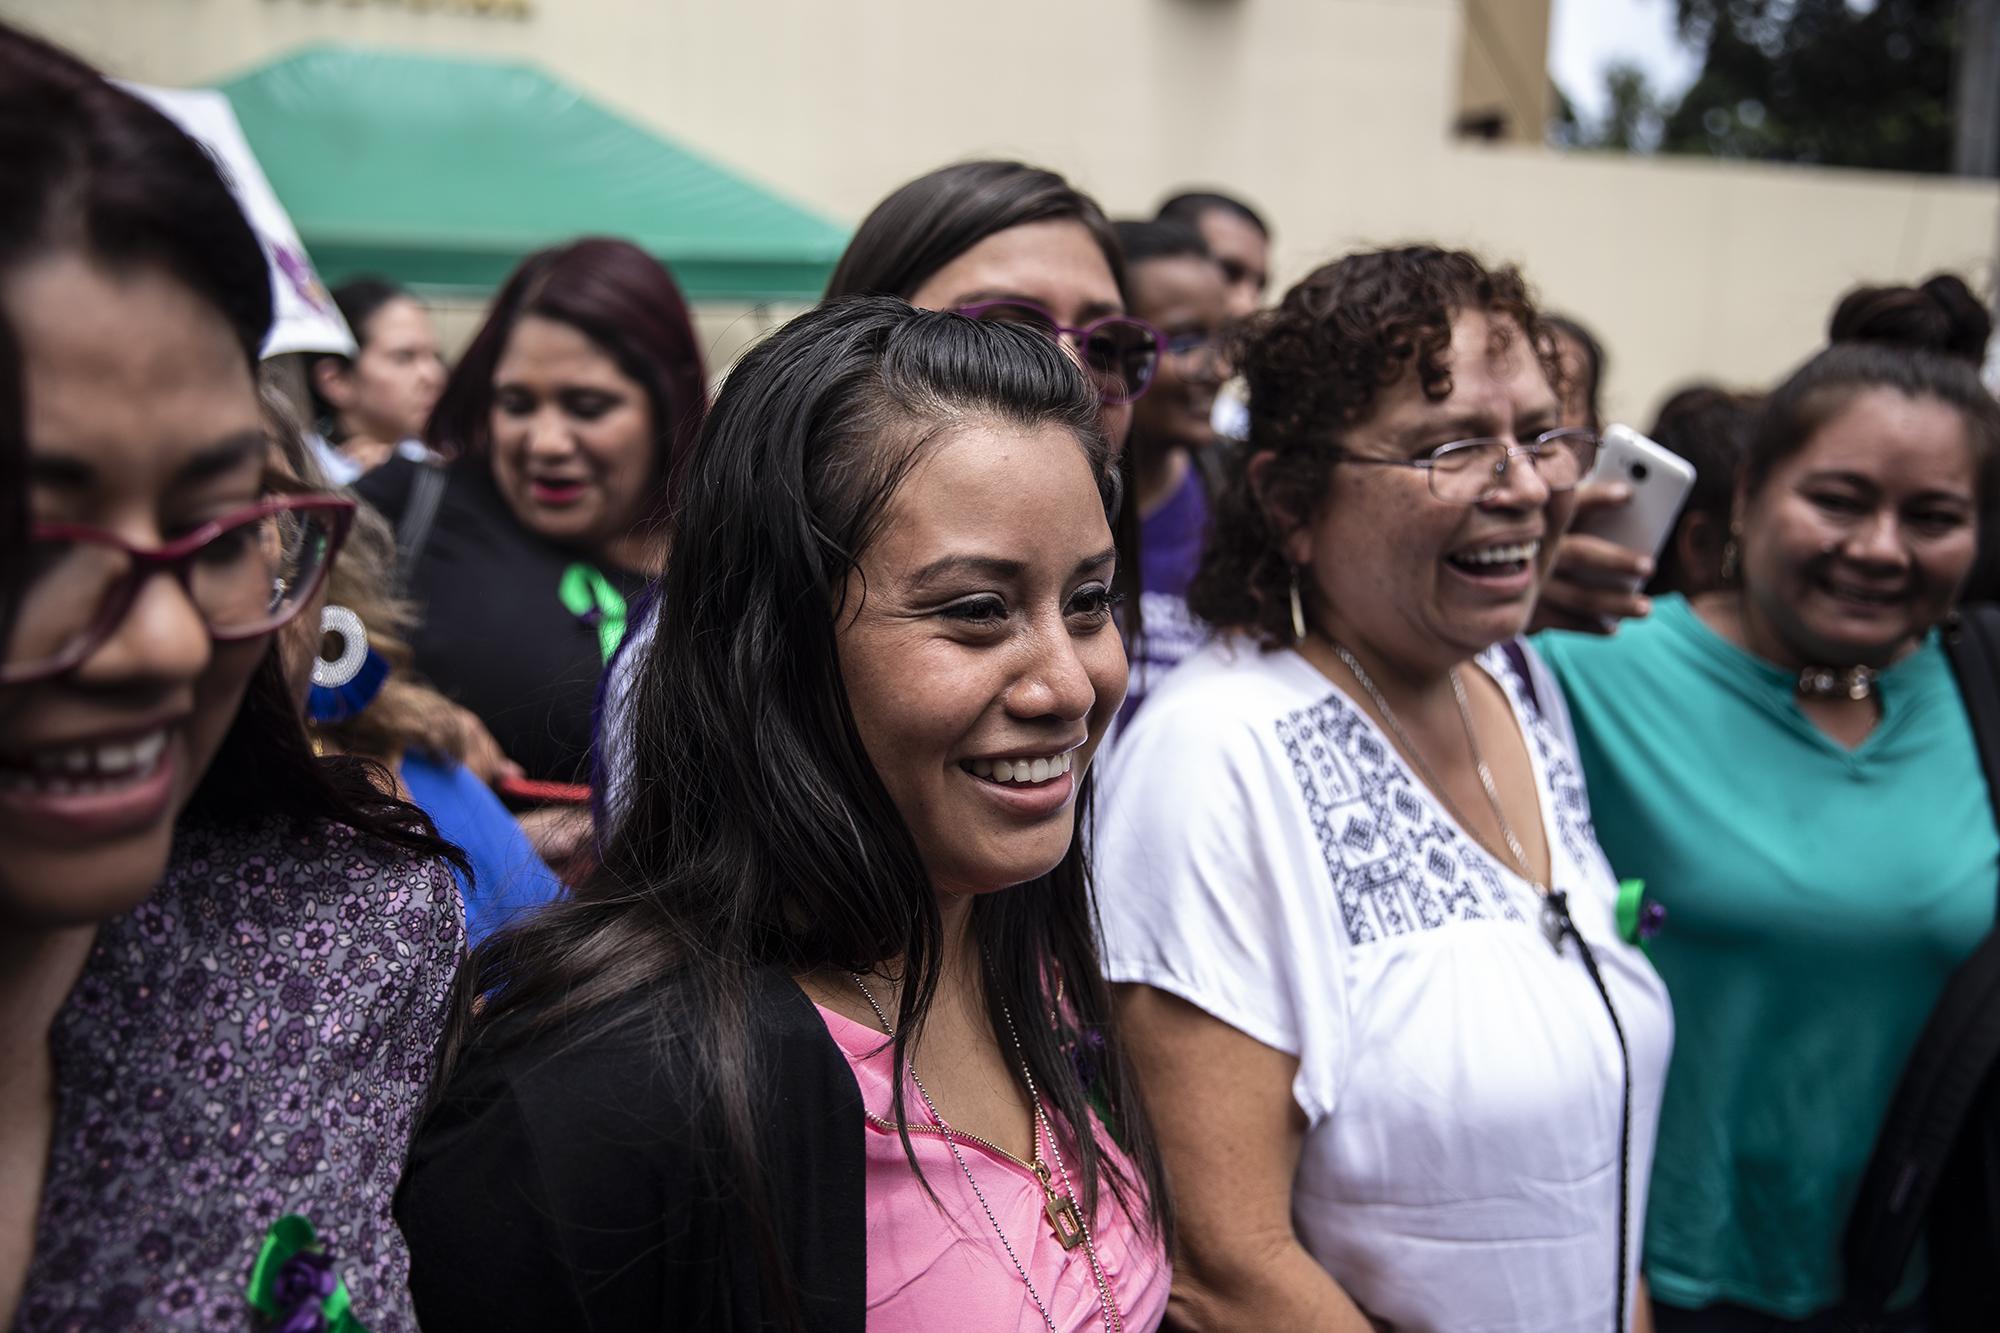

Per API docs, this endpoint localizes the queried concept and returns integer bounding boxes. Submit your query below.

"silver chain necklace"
[1329,641,1571,952]
[850,973,1122,1333]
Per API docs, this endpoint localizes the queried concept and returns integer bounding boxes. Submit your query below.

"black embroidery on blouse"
[1274,650,1597,948]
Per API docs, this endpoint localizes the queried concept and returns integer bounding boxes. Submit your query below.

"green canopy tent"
[218,46,848,302]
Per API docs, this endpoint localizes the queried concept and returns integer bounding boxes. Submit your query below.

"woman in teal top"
[1538,289,2000,1330]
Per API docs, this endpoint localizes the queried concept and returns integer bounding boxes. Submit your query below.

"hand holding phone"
[1566,425,1697,590]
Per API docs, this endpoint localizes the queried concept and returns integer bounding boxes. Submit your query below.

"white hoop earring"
[1289,568,1308,643]
[313,605,369,689]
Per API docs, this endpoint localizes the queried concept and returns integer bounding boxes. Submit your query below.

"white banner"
[124,82,355,360]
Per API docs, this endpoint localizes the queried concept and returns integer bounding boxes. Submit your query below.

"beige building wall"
[1455,0,1554,143]
[9,0,1996,424]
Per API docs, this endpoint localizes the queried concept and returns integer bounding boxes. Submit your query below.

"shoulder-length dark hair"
[0,20,461,870]
[1191,244,1556,646]
[426,237,707,525]
[463,295,1167,1321]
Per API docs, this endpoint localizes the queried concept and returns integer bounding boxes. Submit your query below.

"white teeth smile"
[0,729,168,795]
[1453,540,1541,567]
[961,751,1075,785]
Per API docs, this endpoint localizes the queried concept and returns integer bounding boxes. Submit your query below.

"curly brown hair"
[1189,245,1557,646]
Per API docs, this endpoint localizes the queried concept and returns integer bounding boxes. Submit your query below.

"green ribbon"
[1616,878,1647,945]
[558,562,629,665]
[245,1214,368,1332]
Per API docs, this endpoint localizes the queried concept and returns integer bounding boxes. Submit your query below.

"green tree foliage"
[1554,61,1668,150]
[1659,0,1956,171]
[1600,60,1670,150]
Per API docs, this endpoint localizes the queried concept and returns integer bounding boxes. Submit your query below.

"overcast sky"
[1549,0,1704,123]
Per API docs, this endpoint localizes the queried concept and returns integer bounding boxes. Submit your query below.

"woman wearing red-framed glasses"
[1,26,462,1332]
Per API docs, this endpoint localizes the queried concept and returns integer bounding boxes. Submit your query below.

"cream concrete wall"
[9,0,1996,422]
[1456,0,1554,142]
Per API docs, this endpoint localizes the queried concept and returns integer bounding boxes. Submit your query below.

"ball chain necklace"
[1323,636,1636,1333]
[850,972,1122,1333]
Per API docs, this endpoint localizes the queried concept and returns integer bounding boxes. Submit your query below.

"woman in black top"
[358,237,705,788]
[397,297,1172,1330]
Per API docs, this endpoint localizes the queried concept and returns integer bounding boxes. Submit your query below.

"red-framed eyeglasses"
[1,495,355,686]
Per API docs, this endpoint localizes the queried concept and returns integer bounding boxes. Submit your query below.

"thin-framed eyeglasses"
[1335,427,1600,505]
[1,495,356,686]
[953,299,1166,406]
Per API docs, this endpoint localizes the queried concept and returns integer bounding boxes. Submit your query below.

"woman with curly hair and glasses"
[1,25,463,1330]
[1094,246,1673,1332]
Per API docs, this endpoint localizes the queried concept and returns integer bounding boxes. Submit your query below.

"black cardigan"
[396,968,866,1331]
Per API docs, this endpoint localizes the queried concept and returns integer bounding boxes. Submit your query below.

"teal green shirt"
[1537,596,1995,1316]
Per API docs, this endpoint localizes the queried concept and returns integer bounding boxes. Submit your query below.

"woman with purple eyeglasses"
[1,26,463,1330]
[823,160,1161,452]
[597,160,1165,827]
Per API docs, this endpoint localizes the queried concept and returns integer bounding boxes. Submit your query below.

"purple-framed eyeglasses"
[1,495,356,686]
[953,299,1165,405]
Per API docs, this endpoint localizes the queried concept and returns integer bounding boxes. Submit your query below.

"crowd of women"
[5,19,1999,1333]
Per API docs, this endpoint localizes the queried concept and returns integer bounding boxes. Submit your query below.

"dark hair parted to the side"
[1747,274,2000,507]
[0,20,462,870]
[1190,245,1555,647]
[458,296,1165,1321]
[1156,189,1270,239]
[1113,218,1211,267]
[426,236,706,524]
[826,159,1128,304]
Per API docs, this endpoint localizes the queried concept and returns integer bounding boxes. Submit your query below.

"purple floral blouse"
[19,814,465,1331]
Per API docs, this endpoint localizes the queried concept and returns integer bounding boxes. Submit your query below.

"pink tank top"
[815,1004,1171,1332]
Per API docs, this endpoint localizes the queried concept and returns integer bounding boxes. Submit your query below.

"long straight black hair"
[461,295,1170,1320]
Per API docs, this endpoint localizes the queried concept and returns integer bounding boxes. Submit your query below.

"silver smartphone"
[1569,424,1697,588]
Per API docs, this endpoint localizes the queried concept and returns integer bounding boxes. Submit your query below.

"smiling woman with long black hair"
[398,296,1171,1331]
[595,160,1163,832]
